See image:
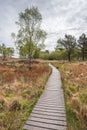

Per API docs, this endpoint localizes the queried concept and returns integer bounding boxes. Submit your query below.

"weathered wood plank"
[31,114,66,122]
[25,120,66,130]
[32,111,66,117]
[33,108,66,114]
[34,106,65,111]
[27,117,67,126]
[24,125,51,130]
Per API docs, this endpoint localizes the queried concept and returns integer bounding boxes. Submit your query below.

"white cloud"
[0,0,87,57]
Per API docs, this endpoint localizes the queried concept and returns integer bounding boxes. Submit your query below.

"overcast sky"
[0,0,87,56]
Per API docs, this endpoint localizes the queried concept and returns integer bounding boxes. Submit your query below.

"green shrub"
[69,86,77,93]
[22,90,31,98]
[0,103,3,110]
[66,103,79,130]
[79,92,87,103]
[20,100,30,110]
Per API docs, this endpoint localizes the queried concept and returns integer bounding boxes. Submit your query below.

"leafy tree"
[6,47,14,57]
[12,7,46,69]
[39,51,50,60]
[78,33,87,61]
[56,34,76,61]
[0,44,6,60]
[71,48,81,60]
[33,48,40,59]
[0,43,7,60]
[0,44,14,60]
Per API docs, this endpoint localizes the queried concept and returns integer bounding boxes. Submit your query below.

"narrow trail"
[24,64,67,130]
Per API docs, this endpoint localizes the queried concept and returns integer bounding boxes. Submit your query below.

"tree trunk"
[28,55,32,70]
[3,52,6,61]
[82,48,85,61]
[28,36,32,70]
[68,51,71,62]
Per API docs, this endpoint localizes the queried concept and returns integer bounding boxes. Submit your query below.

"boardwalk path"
[24,64,67,130]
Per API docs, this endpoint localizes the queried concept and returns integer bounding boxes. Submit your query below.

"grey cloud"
[0,0,87,54]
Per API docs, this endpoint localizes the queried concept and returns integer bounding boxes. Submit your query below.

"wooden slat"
[25,120,66,130]
[32,111,66,117]
[27,117,67,126]
[31,113,66,121]
[33,108,66,114]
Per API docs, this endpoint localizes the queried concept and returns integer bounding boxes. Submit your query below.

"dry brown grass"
[52,61,87,130]
[0,59,51,130]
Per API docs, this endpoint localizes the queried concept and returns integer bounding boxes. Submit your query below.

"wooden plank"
[25,120,66,130]
[24,125,51,130]
[32,111,66,117]
[35,104,65,108]
[33,108,66,114]
[35,106,65,111]
[37,102,65,107]
[31,113,66,121]
[27,117,67,126]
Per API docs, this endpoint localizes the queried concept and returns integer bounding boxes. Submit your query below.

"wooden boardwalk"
[23,64,67,130]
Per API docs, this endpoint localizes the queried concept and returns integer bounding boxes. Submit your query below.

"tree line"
[39,32,87,61]
[0,6,87,65]
[55,33,87,61]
